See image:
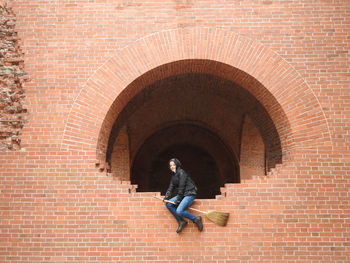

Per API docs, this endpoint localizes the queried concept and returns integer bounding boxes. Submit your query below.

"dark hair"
[169,158,182,170]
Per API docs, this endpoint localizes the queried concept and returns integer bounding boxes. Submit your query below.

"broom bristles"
[205,211,230,226]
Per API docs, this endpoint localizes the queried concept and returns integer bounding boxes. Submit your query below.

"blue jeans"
[166,195,197,222]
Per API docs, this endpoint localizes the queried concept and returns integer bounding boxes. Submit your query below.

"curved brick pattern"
[61,29,331,166]
[108,73,281,178]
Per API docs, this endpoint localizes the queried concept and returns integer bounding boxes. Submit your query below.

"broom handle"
[153,196,206,214]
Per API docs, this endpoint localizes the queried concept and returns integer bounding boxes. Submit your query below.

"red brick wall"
[1,0,349,262]
[110,125,130,181]
[240,115,266,180]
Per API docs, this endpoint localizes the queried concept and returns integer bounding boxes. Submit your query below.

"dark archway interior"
[131,124,238,199]
[107,72,282,198]
[136,144,221,199]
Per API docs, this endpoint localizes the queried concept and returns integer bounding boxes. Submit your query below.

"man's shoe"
[194,216,203,231]
[176,220,188,233]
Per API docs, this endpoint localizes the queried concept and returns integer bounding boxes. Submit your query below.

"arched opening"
[62,29,331,172]
[106,71,282,198]
[131,123,238,199]
[135,143,222,199]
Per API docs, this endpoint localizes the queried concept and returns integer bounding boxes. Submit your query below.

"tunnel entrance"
[131,124,238,199]
[151,144,221,199]
[106,71,282,199]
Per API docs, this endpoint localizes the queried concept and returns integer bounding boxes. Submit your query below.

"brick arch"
[61,27,332,165]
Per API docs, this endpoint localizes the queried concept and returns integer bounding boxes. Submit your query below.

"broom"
[153,195,229,226]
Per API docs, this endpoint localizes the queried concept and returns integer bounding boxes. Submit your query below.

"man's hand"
[163,195,170,202]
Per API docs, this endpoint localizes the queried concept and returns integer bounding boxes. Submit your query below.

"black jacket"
[165,167,197,201]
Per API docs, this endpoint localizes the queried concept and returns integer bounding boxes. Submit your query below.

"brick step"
[101,162,287,200]
[217,163,288,199]
[240,175,271,183]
